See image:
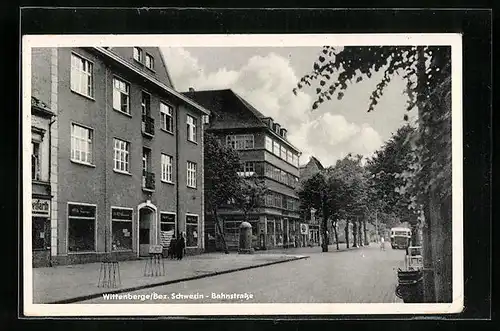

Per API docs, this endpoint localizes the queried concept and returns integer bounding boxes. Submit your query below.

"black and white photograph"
[22,33,463,316]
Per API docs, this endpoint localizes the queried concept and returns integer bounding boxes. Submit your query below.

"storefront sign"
[112,208,133,220]
[32,198,50,216]
[149,245,163,254]
[160,213,175,223]
[300,223,309,235]
[68,204,96,218]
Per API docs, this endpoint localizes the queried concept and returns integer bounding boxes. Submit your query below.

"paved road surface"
[82,243,406,304]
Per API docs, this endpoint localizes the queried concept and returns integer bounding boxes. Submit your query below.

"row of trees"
[294,45,452,302]
[204,132,267,253]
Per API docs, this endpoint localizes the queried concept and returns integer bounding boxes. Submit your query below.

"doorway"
[139,206,155,256]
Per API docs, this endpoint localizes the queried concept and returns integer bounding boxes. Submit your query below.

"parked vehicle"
[390,227,411,249]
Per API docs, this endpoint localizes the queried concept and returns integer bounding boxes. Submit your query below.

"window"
[71,124,93,164]
[113,78,130,114]
[239,161,255,177]
[145,53,154,70]
[160,102,173,132]
[71,53,94,98]
[186,215,199,247]
[265,136,273,152]
[113,138,130,173]
[111,208,133,251]
[265,193,274,207]
[187,161,197,188]
[287,198,294,211]
[286,150,292,163]
[202,115,210,124]
[68,203,96,252]
[141,92,151,116]
[161,154,173,183]
[160,213,176,249]
[133,47,143,62]
[280,170,287,183]
[226,134,254,150]
[187,115,197,142]
[32,141,40,180]
[273,141,280,156]
[280,146,287,160]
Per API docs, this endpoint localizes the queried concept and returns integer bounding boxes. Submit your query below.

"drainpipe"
[104,66,109,256]
[175,100,180,239]
[47,114,56,267]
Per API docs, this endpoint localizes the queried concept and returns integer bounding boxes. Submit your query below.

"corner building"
[31,47,209,266]
[184,89,302,251]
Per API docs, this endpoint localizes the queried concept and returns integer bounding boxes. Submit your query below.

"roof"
[183,89,302,153]
[182,89,267,130]
[92,47,210,116]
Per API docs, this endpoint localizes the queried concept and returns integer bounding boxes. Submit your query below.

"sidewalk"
[32,252,308,304]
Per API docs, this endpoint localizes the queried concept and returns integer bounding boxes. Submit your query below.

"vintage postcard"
[22,33,463,316]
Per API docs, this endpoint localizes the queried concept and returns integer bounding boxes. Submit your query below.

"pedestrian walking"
[380,237,385,251]
[176,232,186,260]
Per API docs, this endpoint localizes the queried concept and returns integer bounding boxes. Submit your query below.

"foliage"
[366,124,418,223]
[204,132,242,212]
[234,175,268,220]
[294,46,452,224]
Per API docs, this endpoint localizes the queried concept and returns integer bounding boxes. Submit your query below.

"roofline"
[92,47,210,116]
[157,48,176,91]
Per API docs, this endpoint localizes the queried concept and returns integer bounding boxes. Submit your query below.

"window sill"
[70,89,95,101]
[187,139,198,145]
[113,169,132,176]
[160,128,175,136]
[111,249,134,252]
[187,185,197,190]
[142,187,155,193]
[161,180,175,185]
[113,108,132,118]
[70,159,96,168]
[145,66,156,74]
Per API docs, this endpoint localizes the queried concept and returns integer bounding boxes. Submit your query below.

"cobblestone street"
[82,243,406,304]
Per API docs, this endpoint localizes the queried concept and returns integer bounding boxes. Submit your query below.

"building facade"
[30,47,209,266]
[298,156,325,247]
[184,89,302,251]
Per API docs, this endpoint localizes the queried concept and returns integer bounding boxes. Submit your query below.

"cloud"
[162,47,384,167]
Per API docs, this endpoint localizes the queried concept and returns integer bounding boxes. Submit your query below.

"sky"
[161,46,415,167]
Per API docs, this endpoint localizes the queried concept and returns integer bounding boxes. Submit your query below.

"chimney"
[188,87,195,92]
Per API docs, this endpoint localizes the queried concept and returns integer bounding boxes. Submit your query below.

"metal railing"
[142,170,155,190]
[142,115,155,137]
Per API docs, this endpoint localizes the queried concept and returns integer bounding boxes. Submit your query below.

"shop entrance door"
[139,207,155,257]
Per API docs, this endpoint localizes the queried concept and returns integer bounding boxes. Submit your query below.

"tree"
[234,175,267,223]
[204,132,242,254]
[294,45,452,303]
[366,124,420,244]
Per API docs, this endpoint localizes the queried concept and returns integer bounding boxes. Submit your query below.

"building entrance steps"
[32,252,308,304]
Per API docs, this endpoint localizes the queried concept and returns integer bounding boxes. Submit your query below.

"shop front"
[32,198,51,267]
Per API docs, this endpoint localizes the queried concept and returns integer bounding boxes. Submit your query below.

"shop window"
[186,215,199,247]
[160,213,176,249]
[111,208,133,251]
[32,217,46,250]
[68,203,96,252]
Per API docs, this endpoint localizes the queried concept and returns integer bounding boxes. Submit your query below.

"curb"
[48,255,309,304]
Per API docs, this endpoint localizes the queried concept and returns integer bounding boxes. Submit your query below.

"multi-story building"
[183,89,302,251]
[30,47,209,266]
[298,156,325,246]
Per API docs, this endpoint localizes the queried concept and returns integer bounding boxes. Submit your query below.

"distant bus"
[390,227,411,249]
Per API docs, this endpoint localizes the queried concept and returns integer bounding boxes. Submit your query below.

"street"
[82,243,406,304]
